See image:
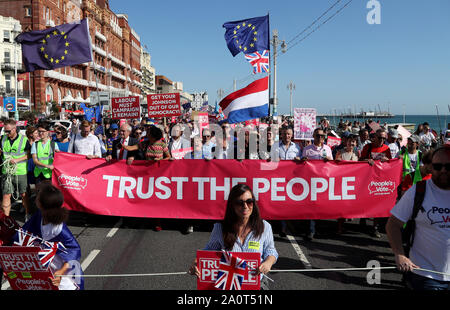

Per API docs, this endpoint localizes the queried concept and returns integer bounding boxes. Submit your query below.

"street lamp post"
[287,82,295,117]
[12,23,21,121]
[271,30,286,117]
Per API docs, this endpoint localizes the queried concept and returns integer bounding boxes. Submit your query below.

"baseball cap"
[408,134,420,143]
[111,124,119,130]
[388,128,399,138]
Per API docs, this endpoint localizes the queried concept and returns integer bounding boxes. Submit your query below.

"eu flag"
[223,15,269,57]
[15,19,93,72]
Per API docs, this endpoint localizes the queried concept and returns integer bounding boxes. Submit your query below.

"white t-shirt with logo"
[390,179,450,281]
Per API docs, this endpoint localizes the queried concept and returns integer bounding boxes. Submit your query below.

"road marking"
[1,280,10,290]
[106,219,122,238]
[81,249,101,271]
[286,231,312,269]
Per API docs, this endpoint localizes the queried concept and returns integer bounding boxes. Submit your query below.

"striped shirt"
[145,139,168,160]
[203,220,278,263]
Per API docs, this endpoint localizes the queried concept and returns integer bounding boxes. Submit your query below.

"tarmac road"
[2,208,405,291]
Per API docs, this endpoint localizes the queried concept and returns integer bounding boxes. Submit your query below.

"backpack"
[401,180,427,257]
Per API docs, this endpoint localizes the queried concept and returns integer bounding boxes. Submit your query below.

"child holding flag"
[15,183,84,290]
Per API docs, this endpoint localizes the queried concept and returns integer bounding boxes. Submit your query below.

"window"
[4,49,11,63]
[3,30,10,43]
[25,7,32,17]
[5,75,11,92]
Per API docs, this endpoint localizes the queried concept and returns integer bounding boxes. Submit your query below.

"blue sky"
[109,0,450,116]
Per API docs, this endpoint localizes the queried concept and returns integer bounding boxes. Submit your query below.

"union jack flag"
[14,228,38,247]
[214,251,248,290]
[244,50,270,74]
[38,241,59,268]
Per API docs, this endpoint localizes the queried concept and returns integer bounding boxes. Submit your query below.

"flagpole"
[86,18,104,131]
[267,12,272,117]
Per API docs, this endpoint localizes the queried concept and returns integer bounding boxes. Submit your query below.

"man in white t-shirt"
[419,123,437,151]
[386,146,450,290]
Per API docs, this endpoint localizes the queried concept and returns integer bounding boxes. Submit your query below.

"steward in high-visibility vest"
[400,135,423,186]
[1,119,31,218]
[32,122,59,182]
[33,140,56,179]
[1,133,29,176]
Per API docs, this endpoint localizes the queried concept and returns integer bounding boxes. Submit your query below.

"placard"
[147,93,181,118]
[294,108,316,140]
[327,136,342,149]
[111,96,140,120]
[171,147,193,160]
[0,246,57,290]
[196,250,260,290]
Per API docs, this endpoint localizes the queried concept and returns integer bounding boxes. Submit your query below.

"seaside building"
[0,0,144,113]
[0,15,27,116]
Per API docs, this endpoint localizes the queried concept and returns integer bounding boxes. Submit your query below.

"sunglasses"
[55,131,62,134]
[432,163,450,171]
[4,130,11,134]
[235,198,255,207]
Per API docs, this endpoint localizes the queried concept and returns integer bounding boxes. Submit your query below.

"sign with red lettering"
[53,153,403,220]
[327,136,341,149]
[196,251,260,290]
[147,93,181,118]
[111,96,140,120]
[171,147,193,160]
[0,246,57,290]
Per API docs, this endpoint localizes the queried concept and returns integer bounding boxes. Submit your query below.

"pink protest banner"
[52,153,402,220]
[171,147,193,160]
[397,125,411,147]
[294,108,317,140]
[245,119,260,129]
[111,96,140,120]
[196,251,260,290]
[327,136,342,149]
[147,93,181,118]
[0,246,57,290]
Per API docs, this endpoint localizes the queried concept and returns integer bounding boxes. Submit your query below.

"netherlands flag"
[219,76,269,124]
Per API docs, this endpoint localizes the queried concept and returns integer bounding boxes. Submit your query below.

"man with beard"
[386,145,450,290]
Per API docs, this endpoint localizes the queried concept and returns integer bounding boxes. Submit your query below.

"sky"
[109,0,450,116]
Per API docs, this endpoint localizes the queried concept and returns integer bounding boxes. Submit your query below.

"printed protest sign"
[0,246,57,290]
[294,108,316,140]
[147,93,181,118]
[327,136,342,149]
[171,147,193,160]
[111,96,140,120]
[196,250,260,290]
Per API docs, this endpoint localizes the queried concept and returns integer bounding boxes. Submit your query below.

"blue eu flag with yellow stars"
[223,15,269,57]
[15,19,93,72]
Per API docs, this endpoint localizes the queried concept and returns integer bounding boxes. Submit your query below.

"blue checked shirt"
[203,220,279,263]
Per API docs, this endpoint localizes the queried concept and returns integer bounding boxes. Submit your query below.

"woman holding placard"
[189,184,278,289]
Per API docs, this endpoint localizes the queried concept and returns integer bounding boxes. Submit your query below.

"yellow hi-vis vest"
[34,140,55,178]
[1,134,28,175]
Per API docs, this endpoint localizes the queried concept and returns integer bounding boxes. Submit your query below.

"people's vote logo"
[58,175,88,191]
[368,181,396,196]
[427,206,450,226]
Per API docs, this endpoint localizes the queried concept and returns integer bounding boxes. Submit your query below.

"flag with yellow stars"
[223,15,269,57]
[15,19,92,72]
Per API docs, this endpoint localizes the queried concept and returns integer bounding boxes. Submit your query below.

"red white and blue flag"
[14,228,38,247]
[214,251,248,290]
[219,76,269,124]
[38,242,58,268]
[245,50,270,74]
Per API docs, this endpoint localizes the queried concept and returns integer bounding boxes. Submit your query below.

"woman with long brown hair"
[189,184,278,289]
